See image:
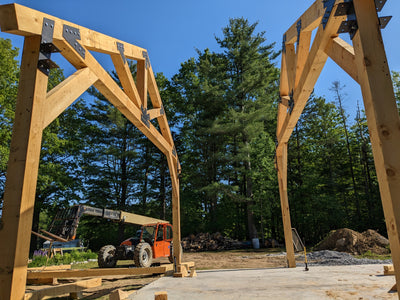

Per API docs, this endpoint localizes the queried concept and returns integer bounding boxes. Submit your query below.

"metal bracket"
[288,90,294,115]
[63,24,85,58]
[322,0,336,29]
[379,16,392,29]
[375,0,387,12]
[282,34,286,53]
[337,17,358,39]
[38,18,60,75]
[172,146,177,157]
[141,106,150,128]
[296,20,302,45]
[142,51,151,69]
[335,1,354,17]
[160,105,165,116]
[117,42,126,64]
[336,0,391,39]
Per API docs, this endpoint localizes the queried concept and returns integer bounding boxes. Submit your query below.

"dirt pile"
[182,232,245,252]
[315,228,390,255]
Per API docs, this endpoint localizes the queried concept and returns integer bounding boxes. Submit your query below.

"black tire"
[98,245,117,268]
[134,242,153,268]
[168,242,183,263]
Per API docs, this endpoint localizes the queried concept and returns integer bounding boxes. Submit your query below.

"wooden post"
[137,59,148,109]
[352,0,400,292]
[168,154,182,269]
[0,36,49,300]
[276,143,296,267]
[155,291,168,300]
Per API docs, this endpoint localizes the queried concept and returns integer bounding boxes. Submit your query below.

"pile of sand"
[315,228,390,255]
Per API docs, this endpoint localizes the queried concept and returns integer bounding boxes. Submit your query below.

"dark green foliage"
[173,18,280,240]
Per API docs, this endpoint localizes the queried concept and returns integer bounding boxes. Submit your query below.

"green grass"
[356,250,392,260]
[28,250,98,268]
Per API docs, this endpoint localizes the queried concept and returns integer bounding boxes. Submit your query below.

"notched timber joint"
[177,159,182,177]
[142,51,151,69]
[279,96,290,107]
[288,90,294,115]
[117,42,127,64]
[141,106,150,128]
[38,18,60,75]
[63,24,85,58]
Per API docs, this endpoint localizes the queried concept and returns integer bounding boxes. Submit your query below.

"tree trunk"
[245,139,258,240]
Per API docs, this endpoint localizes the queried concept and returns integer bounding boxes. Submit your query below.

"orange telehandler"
[41,205,179,268]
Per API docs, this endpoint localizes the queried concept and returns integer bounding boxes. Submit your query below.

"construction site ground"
[25,249,397,299]
[130,264,396,300]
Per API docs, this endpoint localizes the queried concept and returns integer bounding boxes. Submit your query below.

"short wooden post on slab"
[155,291,168,300]
[109,289,131,300]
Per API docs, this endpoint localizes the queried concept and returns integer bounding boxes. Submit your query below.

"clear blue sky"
[0,0,399,120]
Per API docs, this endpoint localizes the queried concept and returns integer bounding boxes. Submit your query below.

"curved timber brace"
[276,0,400,293]
[0,3,183,299]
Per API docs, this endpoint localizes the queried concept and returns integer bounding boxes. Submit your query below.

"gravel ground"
[300,250,392,266]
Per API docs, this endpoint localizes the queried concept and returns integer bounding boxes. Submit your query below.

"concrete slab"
[129,264,397,299]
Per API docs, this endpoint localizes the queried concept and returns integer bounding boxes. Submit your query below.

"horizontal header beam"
[0,3,146,60]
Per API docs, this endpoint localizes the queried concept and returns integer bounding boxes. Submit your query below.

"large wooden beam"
[53,39,173,156]
[325,37,359,83]
[277,5,346,149]
[24,278,101,300]
[111,54,142,108]
[295,31,312,89]
[276,143,296,267]
[284,0,325,44]
[0,36,48,300]
[42,67,98,128]
[352,0,400,292]
[147,68,175,147]
[167,153,181,266]
[277,51,289,138]
[0,3,146,60]
[27,265,173,279]
[137,60,148,109]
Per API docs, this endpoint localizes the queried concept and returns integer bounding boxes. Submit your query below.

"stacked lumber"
[182,232,244,252]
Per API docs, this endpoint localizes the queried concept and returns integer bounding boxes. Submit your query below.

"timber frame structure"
[277,0,400,293]
[0,4,182,299]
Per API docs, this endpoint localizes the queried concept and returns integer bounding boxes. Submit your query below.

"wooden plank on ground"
[27,265,173,279]
[384,265,395,276]
[24,278,101,300]
[28,265,71,271]
[27,278,58,285]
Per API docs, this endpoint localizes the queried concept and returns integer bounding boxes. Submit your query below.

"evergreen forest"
[1,18,400,252]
